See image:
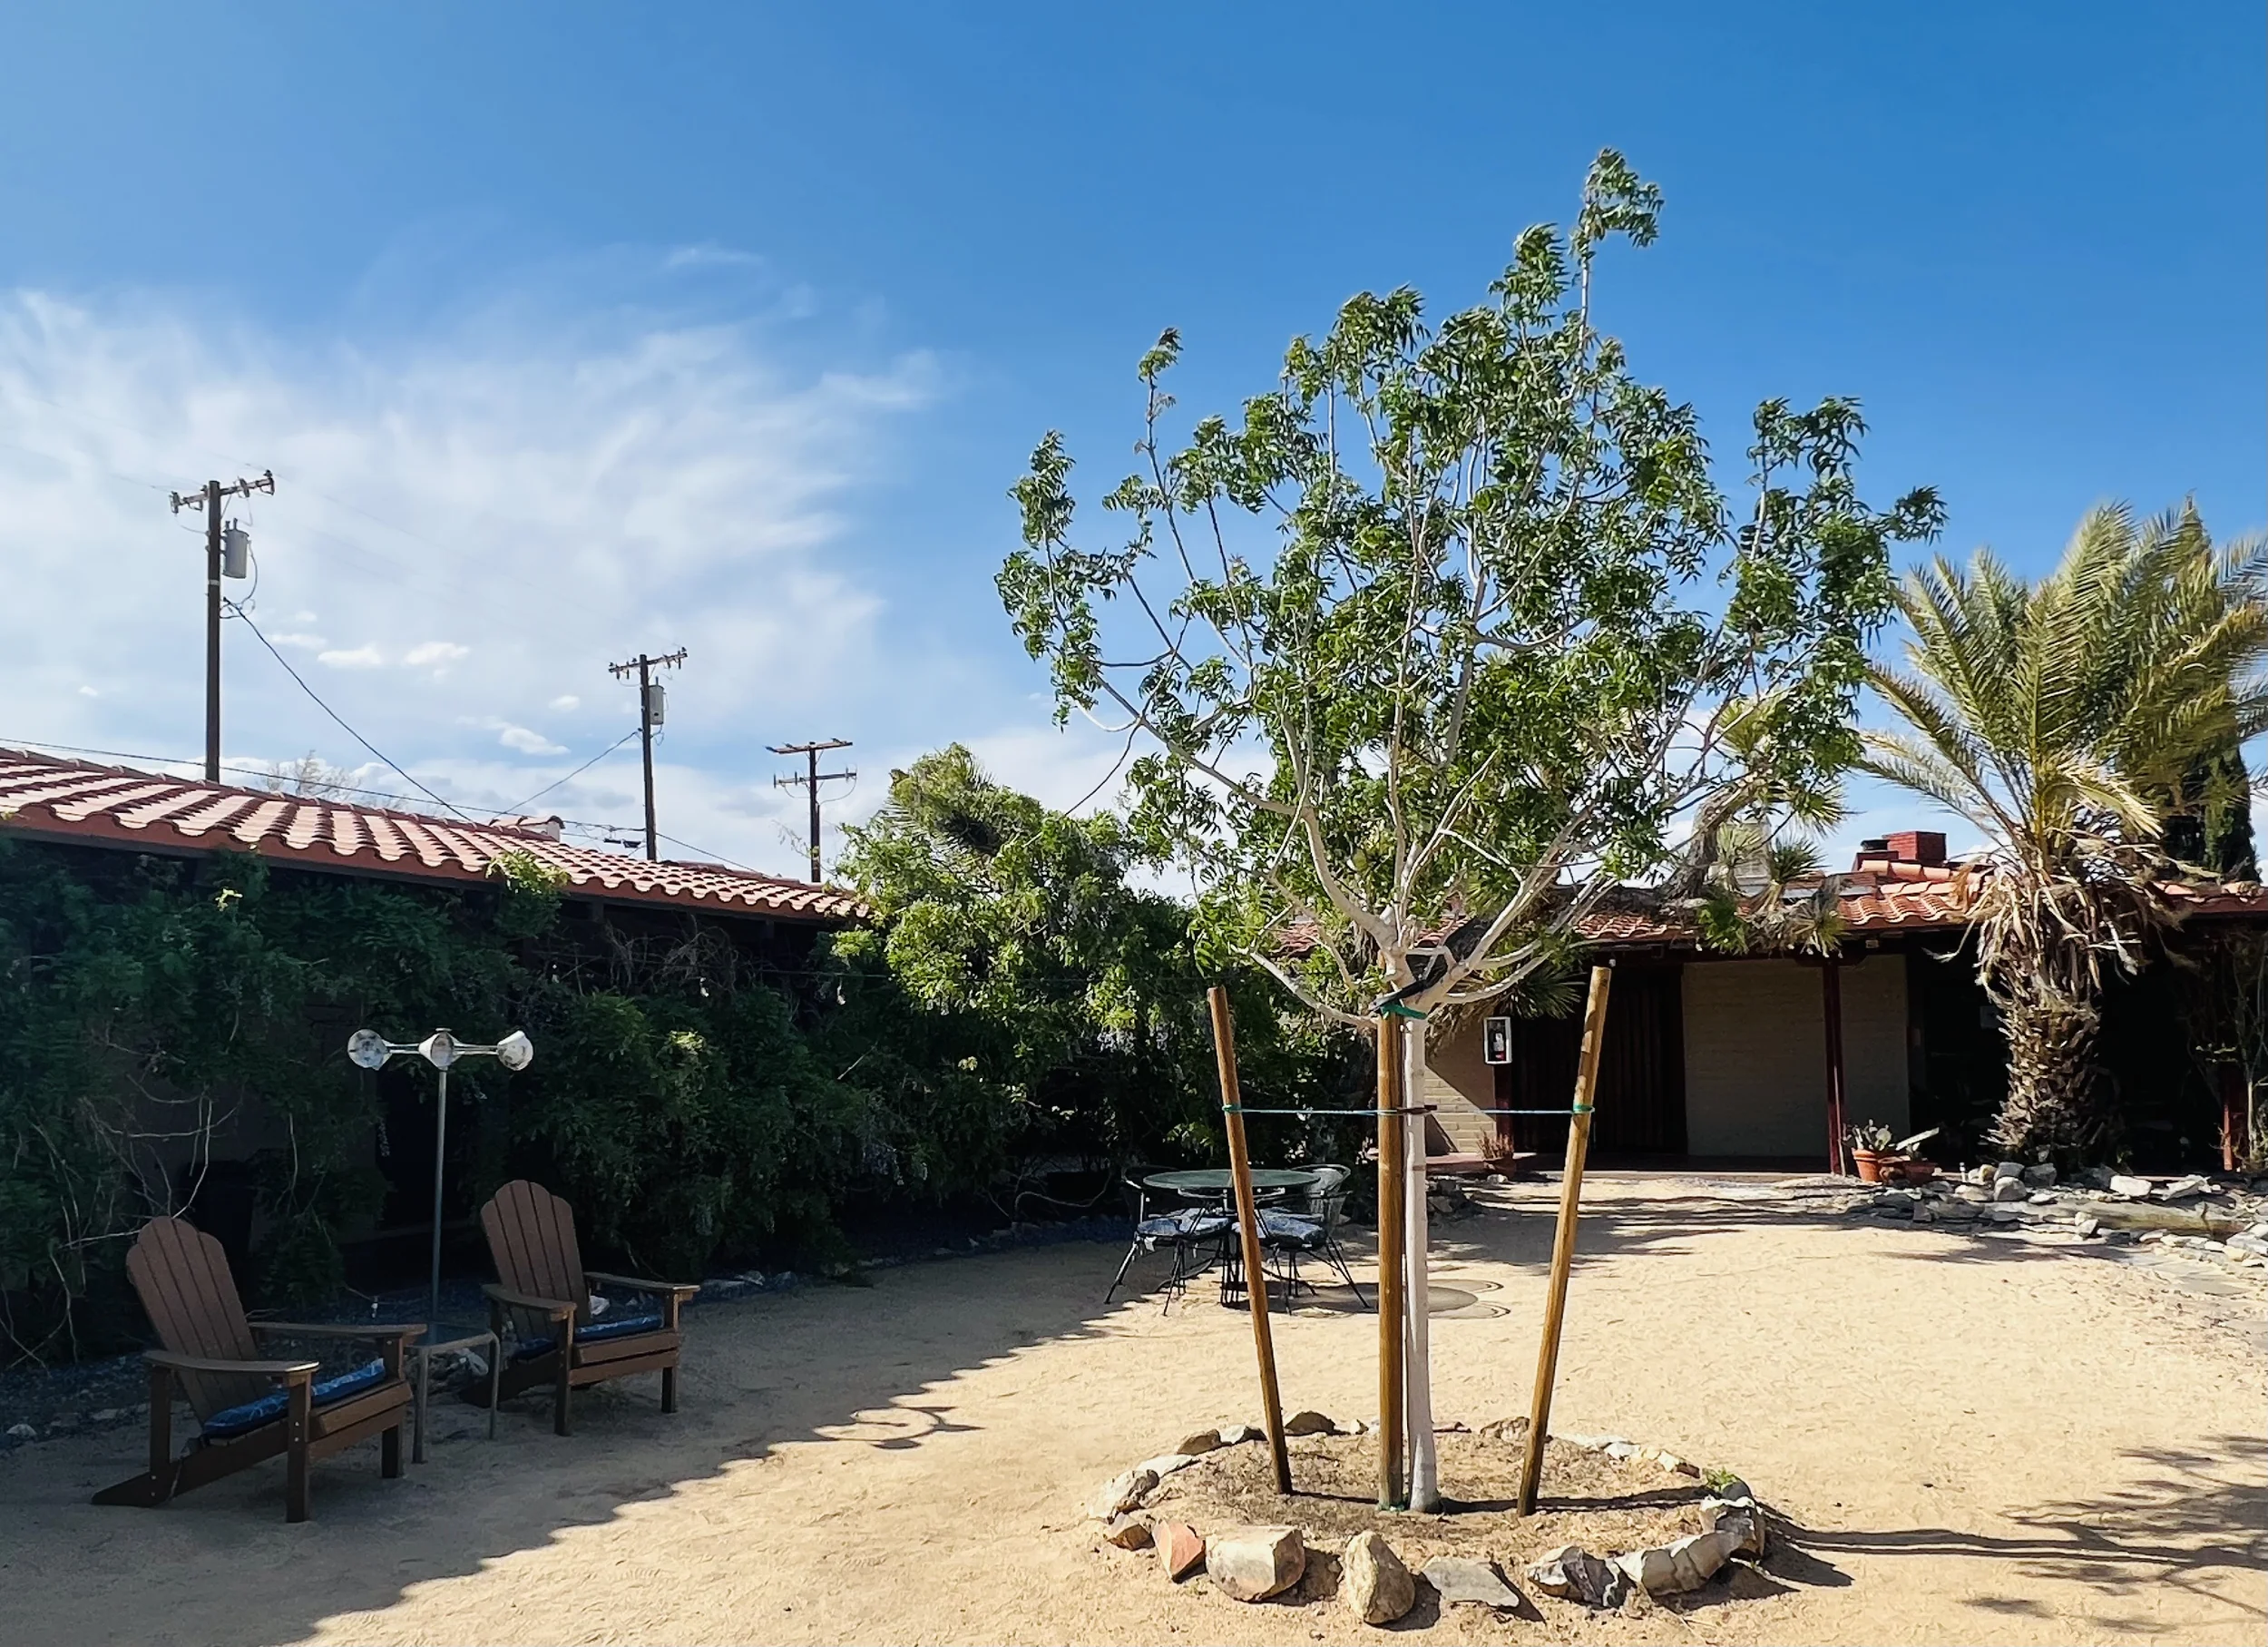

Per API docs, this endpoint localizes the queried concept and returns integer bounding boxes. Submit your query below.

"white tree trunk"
[1403,1025,1439,1510]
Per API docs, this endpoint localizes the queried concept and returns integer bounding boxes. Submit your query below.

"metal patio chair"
[1103,1177,1232,1308]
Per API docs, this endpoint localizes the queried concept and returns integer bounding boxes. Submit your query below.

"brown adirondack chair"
[475,1180,696,1436]
[93,1216,423,1523]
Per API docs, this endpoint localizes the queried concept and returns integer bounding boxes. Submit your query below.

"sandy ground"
[1,1176,2262,1647]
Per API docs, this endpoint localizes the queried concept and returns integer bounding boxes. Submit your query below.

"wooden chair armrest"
[250,1320,427,1345]
[585,1270,699,1299]
[146,1348,318,1379]
[484,1282,576,1319]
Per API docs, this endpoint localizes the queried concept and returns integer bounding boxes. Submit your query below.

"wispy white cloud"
[404,640,469,667]
[497,724,567,756]
[663,244,767,272]
[317,644,386,669]
[549,693,580,711]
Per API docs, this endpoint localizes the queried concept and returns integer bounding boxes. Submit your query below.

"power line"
[228,604,474,820]
[503,728,641,815]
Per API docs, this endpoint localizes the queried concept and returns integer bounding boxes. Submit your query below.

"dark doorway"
[1496,962,1687,1156]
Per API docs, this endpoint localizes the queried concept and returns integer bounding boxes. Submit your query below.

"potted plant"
[1847,1120,1895,1182]
[1884,1127,1941,1184]
[1846,1123,1942,1184]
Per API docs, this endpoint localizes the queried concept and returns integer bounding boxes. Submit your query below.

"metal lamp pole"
[347,1027,533,1326]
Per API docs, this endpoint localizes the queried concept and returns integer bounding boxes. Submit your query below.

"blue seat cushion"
[1249,1210,1323,1245]
[200,1357,391,1440]
[1135,1209,1232,1244]
[513,1310,666,1361]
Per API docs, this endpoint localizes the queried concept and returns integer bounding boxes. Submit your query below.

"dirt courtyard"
[1,1176,2261,1646]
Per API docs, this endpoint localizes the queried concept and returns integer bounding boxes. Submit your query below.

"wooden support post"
[1210,985,1291,1496]
[1375,1012,1408,1511]
[1822,956,1849,1175]
[1516,963,1611,1516]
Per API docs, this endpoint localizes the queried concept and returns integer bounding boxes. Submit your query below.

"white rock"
[1994,1161,2027,1181]
[1880,1189,1917,1209]
[1957,1184,1993,1203]
[2161,1175,2211,1201]
[1174,1428,1223,1456]
[1207,1524,1305,1602]
[1342,1531,1416,1625]
[2074,1214,2101,1237]
[1136,1452,1198,1479]
[2109,1174,2154,1199]
[1992,1176,2028,1202]
[1216,1424,1259,1445]
[2227,1232,2268,1258]
[5,1423,34,1440]
[1603,1441,1638,1461]
[1086,1467,1158,1520]
[1611,1530,1735,1595]
[1422,1555,1524,1611]
[2028,1191,2058,1204]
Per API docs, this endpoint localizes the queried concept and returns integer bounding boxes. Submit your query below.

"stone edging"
[1085,1412,1767,1626]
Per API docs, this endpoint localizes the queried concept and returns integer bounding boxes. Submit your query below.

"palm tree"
[1862,504,2268,1158]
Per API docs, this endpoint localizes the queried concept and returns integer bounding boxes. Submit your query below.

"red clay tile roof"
[0,748,865,924]
[1437,868,1980,949]
[1281,858,2268,957]
[1568,858,2268,947]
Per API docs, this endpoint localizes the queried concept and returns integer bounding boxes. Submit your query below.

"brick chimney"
[1853,830,1947,871]
[1885,829,1947,867]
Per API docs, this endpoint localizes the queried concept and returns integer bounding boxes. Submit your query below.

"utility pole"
[607,647,688,859]
[170,471,275,781]
[770,739,854,883]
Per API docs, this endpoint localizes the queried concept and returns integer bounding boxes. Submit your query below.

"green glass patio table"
[1140,1167,1321,1201]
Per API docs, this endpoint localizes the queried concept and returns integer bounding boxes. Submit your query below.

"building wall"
[1681,956,1909,1157]
[1422,1017,1499,1154]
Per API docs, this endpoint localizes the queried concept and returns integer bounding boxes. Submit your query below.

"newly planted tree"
[1002,152,1939,1505]
[1863,504,2268,1158]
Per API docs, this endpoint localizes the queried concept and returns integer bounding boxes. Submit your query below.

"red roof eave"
[0,749,868,926]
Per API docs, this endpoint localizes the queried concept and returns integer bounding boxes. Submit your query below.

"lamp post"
[347,1026,533,1327]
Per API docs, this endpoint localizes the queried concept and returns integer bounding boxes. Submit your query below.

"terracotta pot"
[1889,1157,1938,1185]
[1853,1149,1885,1183]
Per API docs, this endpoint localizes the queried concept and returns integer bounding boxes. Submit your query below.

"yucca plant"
[1862,504,2268,1158]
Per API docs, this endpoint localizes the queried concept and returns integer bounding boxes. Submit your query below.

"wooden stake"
[1210,986,1291,1495]
[1516,963,1611,1516]
[1375,1012,1408,1511]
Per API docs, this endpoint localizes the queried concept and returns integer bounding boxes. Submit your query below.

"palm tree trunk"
[1990,976,2109,1159]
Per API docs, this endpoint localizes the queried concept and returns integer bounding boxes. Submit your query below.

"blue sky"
[1,3,2261,874]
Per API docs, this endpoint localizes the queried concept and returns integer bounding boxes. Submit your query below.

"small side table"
[408,1323,501,1464]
